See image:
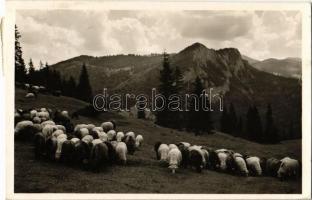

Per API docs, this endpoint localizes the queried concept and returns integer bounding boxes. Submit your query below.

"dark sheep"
[265,157,282,177]
[60,140,76,165]
[189,150,203,173]
[33,132,46,159]
[154,141,162,160]
[45,137,57,161]
[73,141,92,169]
[104,141,117,164]
[177,143,189,168]
[125,135,136,155]
[89,142,109,172]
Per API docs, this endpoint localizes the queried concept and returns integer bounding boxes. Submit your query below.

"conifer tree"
[264,103,279,143]
[77,63,93,103]
[27,58,35,84]
[156,52,175,127]
[15,25,27,83]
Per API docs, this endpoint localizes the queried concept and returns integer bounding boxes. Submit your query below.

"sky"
[16,10,301,67]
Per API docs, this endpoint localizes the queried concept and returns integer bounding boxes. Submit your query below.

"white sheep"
[25,93,35,98]
[98,132,108,142]
[41,120,56,128]
[135,134,143,148]
[82,135,94,144]
[101,121,114,132]
[52,130,65,138]
[167,148,182,174]
[107,130,116,141]
[277,157,300,179]
[245,156,262,176]
[116,132,125,142]
[116,142,127,164]
[15,120,34,135]
[158,144,170,162]
[55,134,68,160]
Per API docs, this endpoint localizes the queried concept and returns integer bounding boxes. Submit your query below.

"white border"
[3,1,311,199]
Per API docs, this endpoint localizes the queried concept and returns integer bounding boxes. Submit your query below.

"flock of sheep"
[154,142,301,180]
[14,107,301,180]
[14,108,143,171]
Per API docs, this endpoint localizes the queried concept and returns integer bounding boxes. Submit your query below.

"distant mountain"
[51,42,301,139]
[251,57,301,79]
[242,55,259,65]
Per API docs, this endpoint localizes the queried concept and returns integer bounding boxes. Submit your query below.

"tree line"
[155,53,284,144]
[15,25,93,103]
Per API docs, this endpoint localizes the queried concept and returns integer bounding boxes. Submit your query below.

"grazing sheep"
[245,156,263,176]
[32,123,43,133]
[42,124,58,140]
[167,148,182,174]
[87,124,96,132]
[33,117,41,124]
[15,120,37,140]
[52,130,65,138]
[227,153,249,176]
[125,131,135,138]
[30,110,38,119]
[89,139,109,171]
[158,144,170,162]
[115,142,128,165]
[116,132,125,142]
[101,122,114,132]
[76,128,89,139]
[169,144,178,151]
[135,134,143,148]
[98,132,108,142]
[215,149,232,171]
[37,111,50,120]
[188,146,205,173]
[25,93,36,98]
[154,142,162,160]
[107,130,117,141]
[178,142,191,148]
[266,157,282,177]
[46,136,57,161]
[82,135,94,144]
[74,124,88,132]
[60,139,76,165]
[33,132,46,159]
[124,134,136,155]
[55,134,68,160]
[177,143,190,168]
[41,120,56,128]
[56,125,66,133]
[277,157,301,180]
[74,140,92,167]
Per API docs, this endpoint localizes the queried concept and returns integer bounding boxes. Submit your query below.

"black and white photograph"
[3,1,311,199]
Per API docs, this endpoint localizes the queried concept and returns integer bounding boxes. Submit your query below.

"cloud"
[16,10,301,67]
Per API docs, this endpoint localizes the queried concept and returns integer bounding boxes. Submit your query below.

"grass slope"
[14,89,301,193]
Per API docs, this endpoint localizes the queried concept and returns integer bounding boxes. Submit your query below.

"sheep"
[33,132,46,159]
[188,145,206,172]
[157,144,170,163]
[245,156,263,176]
[89,139,109,171]
[124,133,136,155]
[52,130,65,138]
[55,134,68,160]
[55,125,66,133]
[98,132,108,142]
[15,120,37,140]
[169,144,178,151]
[177,142,190,168]
[42,124,58,140]
[41,120,56,128]
[76,128,89,139]
[227,153,249,176]
[30,110,38,119]
[25,93,36,98]
[45,136,57,161]
[167,148,182,174]
[115,142,127,165]
[264,157,281,177]
[107,130,116,141]
[33,117,41,124]
[101,121,114,132]
[116,132,125,142]
[277,157,301,180]
[135,134,143,148]
[82,135,94,144]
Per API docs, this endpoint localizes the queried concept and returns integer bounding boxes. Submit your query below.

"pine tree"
[228,103,237,136]
[15,25,27,83]
[39,60,44,70]
[77,63,93,103]
[27,58,35,84]
[189,76,212,135]
[264,104,279,143]
[220,105,229,133]
[156,52,175,127]
[246,105,263,142]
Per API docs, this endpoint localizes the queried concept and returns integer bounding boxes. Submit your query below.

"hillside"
[14,89,301,193]
[252,57,301,78]
[50,43,302,139]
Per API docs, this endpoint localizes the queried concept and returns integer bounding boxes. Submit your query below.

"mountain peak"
[180,42,208,53]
